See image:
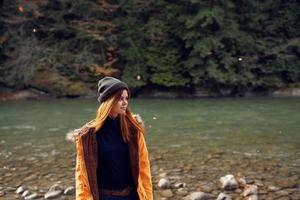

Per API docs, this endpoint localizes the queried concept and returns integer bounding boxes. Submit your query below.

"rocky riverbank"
[0,164,299,200]
[0,138,299,200]
[153,173,299,200]
[0,171,298,200]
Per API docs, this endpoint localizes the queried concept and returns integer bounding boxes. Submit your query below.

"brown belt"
[99,186,131,197]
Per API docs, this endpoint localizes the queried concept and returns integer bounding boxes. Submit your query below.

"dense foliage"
[1,0,299,96]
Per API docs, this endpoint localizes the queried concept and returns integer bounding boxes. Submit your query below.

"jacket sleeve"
[138,132,153,200]
[75,134,93,200]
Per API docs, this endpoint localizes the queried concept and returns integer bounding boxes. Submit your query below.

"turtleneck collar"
[106,114,120,123]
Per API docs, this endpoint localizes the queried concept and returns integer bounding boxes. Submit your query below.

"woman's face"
[110,89,129,118]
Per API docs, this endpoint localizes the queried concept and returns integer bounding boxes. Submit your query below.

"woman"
[74,77,153,200]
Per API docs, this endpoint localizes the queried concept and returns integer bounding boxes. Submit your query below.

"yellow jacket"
[74,118,153,200]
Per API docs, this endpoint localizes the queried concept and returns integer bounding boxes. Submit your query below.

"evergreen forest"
[1,0,299,97]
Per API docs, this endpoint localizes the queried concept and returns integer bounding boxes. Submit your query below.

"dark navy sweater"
[96,115,134,190]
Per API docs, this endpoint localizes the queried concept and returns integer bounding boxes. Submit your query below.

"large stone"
[158,178,171,189]
[220,175,239,190]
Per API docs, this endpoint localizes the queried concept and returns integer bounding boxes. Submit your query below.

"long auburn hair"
[86,89,144,142]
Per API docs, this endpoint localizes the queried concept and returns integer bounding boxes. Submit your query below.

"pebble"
[0,190,5,197]
[43,183,63,199]
[49,183,63,192]
[258,189,268,194]
[158,178,171,189]
[176,188,188,196]
[275,189,290,197]
[24,174,37,182]
[44,190,62,199]
[290,193,300,199]
[234,188,242,194]
[44,173,53,179]
[246,179,255,184]
[174,182,186,188]
[245,195,258,200]
[160,189,173,198]
[220,174,239,190]
[274,177,298,188]
[267,185,281,192]
[51,149,60,156]
[254,180,264,187]
[16,186,25,194]
[285,188,299,193]
[199,184,214,193]
[169,175,181,180]
[22,190,30,197]
[6,187,16,191]
[216,192,232,200]
[25,193,38,200]
[159,172,168,177]
[237,177,247,186]
[63,186,75,195]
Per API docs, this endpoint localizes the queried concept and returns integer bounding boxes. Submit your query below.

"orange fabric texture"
[137,132,153,200]
[75,134,94,200]
[75,118,153,200]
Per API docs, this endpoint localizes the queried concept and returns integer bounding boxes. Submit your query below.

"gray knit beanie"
[97,77,129,103]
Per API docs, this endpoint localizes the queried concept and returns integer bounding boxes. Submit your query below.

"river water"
[0,97,299,199]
